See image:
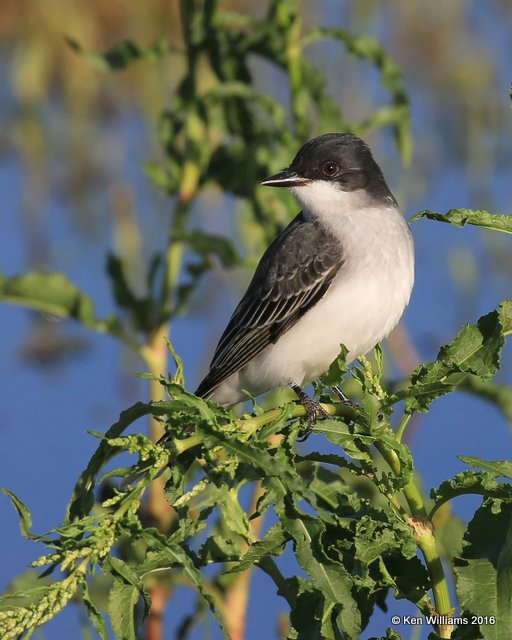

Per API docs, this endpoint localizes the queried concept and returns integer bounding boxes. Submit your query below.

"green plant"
[2,2,512,639]
[2,289,512,640]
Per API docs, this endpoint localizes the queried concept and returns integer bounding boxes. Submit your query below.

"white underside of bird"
[207,181,414,405]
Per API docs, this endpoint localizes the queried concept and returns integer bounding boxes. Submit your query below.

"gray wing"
[195,212,344,398]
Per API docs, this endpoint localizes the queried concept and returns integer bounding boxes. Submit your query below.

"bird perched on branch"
[195,133,414,427]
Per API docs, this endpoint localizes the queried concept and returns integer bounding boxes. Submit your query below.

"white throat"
[290,180,399,242]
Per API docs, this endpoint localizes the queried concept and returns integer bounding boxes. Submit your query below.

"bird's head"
[261,133,397,211]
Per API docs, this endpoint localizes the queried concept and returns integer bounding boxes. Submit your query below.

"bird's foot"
[291,385,329,441]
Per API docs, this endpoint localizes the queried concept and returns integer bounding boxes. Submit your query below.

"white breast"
[210,183,414,405]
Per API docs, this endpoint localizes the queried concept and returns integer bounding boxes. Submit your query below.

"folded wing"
[195,212,345,398]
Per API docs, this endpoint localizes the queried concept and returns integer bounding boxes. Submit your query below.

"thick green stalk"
[375,443,454,637]
[172,402,354,455]
[282,4,308,140]
[395,411,412,443]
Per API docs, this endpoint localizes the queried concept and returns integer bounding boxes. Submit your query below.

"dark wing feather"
[195,212,344,398]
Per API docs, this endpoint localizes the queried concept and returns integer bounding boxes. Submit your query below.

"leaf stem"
[395,411,413,443]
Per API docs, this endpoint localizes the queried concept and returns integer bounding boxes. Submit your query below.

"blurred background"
[1,1,512,638]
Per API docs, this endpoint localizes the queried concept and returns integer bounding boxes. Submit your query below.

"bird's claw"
[291,384,329,441]
[297,400,329,441]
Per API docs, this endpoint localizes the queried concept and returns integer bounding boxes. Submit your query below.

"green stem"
[173,401,355,455]
[277,2,307,140]
[375,443,453,636]
[160,161,200,319]
[395,411,413,443]
[242,402,354,435]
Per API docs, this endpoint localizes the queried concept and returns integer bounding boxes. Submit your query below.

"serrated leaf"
[309,465,350,511]
[381,554,431,607]
[410,209,512,235]
[227,524,288,574]
[431,470,512,516]
[108,578,140,640]
[82,583,108,640]
[320,345,349,387]
[454,501,512,640]
[458,457,512,479]
[218,489,250,538]
[397,302,512,412]
[108,557,143,590]
[0,271,97,327]
[278,503,361,638]
[287,579,325,639]
[355,516,416,565]
[66,401,160,521]
[197,535,239,566]
[192,410,304,496]
[108,556,150,622]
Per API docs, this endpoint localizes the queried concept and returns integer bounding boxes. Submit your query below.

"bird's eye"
[321,161,339,177]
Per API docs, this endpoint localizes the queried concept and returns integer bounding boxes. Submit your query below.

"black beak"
[260,167,310,188]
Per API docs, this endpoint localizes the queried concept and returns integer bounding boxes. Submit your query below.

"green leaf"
[227,524,288,574]
[431,470,512,516]
[108,578,140,640]
[381,554,431,608]
[108,556,151,618]
[0,488,34,540]
[137,545,227,635]
[455,501,512,640]
[410,209,512,235]
[66,401,156,521]
[171,228,241,313]
[66,37,170,71]
[303,27,412,165]
[108,557,143,590]
[165,338,186,386]
[355,516,416,566]
[286,578,325,639]
[320,345,349,388]
[176,229,239,268]
[308,465,350,512]
[458,457,512,479]
[82,583,108,640]
[218,489,250,538]
[397,302,512,412]
[278,502,361,639]
[0,271,97,328]
[106,254,154,331]
[0,570,54,608]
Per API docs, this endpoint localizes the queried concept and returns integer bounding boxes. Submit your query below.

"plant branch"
[224,482,267,640]
[375,442,454,637]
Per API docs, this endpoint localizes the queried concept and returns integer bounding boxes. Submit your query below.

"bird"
[196,132,414,427]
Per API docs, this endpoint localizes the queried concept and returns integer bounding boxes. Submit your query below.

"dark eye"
[321,161,339,177]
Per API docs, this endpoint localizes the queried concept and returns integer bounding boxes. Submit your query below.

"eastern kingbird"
[196,133,414,424]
